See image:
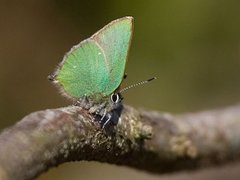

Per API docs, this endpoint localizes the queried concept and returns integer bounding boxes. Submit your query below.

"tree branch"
[0,104,240,180]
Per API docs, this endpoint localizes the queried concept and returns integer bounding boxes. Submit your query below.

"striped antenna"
[119,77,157,93]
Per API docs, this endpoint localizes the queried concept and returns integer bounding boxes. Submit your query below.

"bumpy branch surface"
[0,104,240,180]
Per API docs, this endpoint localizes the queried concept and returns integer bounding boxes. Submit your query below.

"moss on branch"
[0,104,240,180]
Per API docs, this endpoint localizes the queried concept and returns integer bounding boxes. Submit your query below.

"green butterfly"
[49,17,133,128]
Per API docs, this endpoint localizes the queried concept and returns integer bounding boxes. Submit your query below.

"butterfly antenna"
[120,77,157,93]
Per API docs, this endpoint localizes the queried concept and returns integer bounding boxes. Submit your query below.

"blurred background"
[0,0,240,179]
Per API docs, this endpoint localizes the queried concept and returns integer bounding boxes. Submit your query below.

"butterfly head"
[108,92,123,110]
[93,91,123,113]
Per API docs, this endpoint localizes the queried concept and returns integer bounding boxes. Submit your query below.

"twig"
[0,104,240,180]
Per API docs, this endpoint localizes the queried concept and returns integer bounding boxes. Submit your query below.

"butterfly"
[48,17,133,128]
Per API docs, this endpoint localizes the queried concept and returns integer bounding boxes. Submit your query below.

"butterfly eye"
[111,93,120,103]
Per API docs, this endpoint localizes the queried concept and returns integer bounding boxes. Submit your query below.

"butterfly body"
[75,93,123,127]
[49,17,133,128]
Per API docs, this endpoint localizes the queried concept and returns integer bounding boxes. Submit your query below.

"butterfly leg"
[102,113,112,129]
[89,102,106,114]
[100,109,107,121]
[75,95,91,109]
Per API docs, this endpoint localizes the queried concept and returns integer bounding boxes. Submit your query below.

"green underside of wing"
[55,17,133,101]
[56,40,109,99]
[93,17,132,96]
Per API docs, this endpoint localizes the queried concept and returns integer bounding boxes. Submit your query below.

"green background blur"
[1,0,240,179]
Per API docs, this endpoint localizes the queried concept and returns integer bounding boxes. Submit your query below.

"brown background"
[0,0,240,179]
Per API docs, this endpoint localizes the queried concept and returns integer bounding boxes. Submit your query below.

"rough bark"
[0,104,240,180]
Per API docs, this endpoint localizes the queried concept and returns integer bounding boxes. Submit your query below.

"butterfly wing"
[91,16,133,96]
[51,17,133,100]
[54,39,109,99]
